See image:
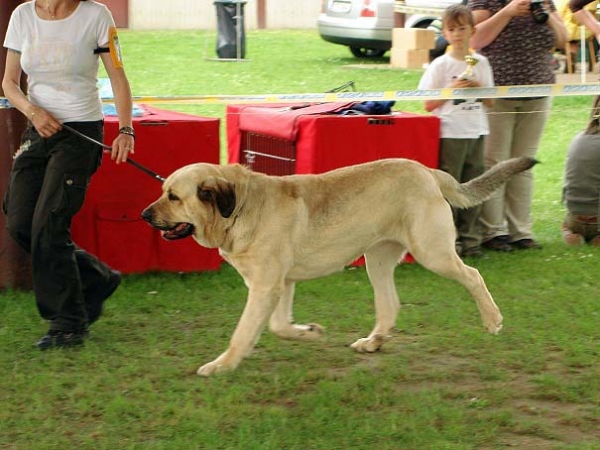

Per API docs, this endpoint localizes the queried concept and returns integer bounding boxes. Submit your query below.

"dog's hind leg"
[268,282,324,340]
[412,245,503,335]
[351,242,404,353]
[405,200,503,334]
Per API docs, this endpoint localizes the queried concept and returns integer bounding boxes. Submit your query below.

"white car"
[317,0,458,59]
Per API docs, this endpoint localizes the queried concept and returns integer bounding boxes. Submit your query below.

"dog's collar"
[224,177,249,234]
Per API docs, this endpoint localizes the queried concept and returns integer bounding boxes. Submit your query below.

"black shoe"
[36,329,88,350]
[511,238,542,250]
[482,236,513,252]
[461,246,484,258]
[86,270,121,325]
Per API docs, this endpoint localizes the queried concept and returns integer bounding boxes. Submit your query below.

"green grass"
[1,30,599,449]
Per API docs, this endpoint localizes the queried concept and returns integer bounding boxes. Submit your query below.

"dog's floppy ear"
[197,177,236,218]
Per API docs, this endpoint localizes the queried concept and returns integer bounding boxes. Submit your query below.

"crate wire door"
[241,131,296,176]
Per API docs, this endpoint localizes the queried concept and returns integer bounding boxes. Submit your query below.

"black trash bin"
[214,0,247,59]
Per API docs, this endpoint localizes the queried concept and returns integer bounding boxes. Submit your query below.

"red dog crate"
[228,103,439,172]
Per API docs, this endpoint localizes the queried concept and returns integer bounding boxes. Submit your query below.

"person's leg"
[480,99,516,249]
[505,97,550,244]
[438,138,468,254]
[4,128,46,254]
[30,125,107,333]
[457,136,485,250]
[438,138,467,181]
[62,122,122,324]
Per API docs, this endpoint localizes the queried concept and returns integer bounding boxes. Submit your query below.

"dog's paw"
[295,322,324,340]
[270,322,324,340]
[197,359,236,377]
[484,313,503,335]
[350,334,389,353]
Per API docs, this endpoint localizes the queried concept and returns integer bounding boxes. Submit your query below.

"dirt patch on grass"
[389,338,600,448]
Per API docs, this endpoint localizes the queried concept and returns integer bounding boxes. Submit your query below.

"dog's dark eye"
[168,193,179,202]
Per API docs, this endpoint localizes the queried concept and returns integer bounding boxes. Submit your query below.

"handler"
[2,0,134,349]
[562,95,600,246]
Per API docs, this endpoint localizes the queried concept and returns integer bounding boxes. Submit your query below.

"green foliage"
[2,30,599,449]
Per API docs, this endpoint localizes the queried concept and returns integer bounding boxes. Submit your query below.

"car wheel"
[349,47,386,58]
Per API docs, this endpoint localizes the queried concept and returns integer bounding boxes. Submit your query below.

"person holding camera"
[468,0,567,252]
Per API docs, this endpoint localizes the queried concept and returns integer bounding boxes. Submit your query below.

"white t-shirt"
[418,52,494,139]
[4,1,116,122]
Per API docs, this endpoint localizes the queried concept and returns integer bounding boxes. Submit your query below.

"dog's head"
[141,163,237,248]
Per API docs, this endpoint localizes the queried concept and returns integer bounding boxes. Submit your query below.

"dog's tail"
[432,156,538,209]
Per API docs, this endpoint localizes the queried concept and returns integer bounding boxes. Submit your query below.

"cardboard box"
[392,28,435,50]
[390,48,430,69]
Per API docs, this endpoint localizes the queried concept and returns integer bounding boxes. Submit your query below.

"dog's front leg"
[197,286,279,377]
[269,282,324,340]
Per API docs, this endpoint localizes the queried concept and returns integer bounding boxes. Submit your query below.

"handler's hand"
[111,133,134,164]
[30,107,62,138]
[505,0,531,17]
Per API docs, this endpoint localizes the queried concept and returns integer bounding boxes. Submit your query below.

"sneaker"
[36,329,89,350]
[482,236,513,252]
[461,246,483,258]
[86,270,122,325]
[511,238,542,250]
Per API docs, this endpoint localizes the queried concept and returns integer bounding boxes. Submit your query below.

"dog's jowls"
[142,156,537,376]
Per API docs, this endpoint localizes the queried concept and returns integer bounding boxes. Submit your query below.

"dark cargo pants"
[3,121,114,331]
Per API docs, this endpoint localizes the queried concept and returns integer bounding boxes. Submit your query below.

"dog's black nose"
[141,208,152,222]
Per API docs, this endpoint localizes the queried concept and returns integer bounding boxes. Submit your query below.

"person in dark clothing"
[2,0,134,349]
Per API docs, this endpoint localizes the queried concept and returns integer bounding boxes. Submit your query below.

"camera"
[530,0,549,24]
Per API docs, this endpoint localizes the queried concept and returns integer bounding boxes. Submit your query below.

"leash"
[62,124,165,183]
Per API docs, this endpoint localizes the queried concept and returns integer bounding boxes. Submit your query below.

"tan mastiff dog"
[142,157,536,376]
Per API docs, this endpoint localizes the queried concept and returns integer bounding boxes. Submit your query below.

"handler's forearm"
[471,9,513,49]
[546,12,568,48]
[2,77,36,120]
[573,9,600,41]
[424,99,447,112]
[111,74,133,129]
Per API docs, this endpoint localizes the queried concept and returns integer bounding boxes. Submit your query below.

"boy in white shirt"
[418,4,494,258]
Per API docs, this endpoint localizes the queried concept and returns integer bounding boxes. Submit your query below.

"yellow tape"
[1,84,598,108]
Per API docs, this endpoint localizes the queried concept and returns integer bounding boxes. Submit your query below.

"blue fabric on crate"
[98,77,147,117]
[102,103,147,117]
[98,78,113,99]
[337,101,395,115]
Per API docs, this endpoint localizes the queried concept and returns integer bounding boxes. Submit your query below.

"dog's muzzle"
[141,208,195,241]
